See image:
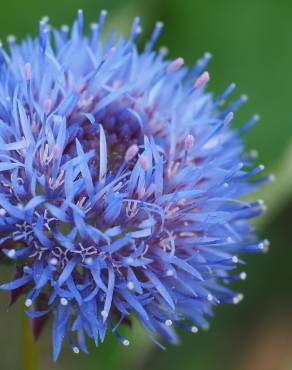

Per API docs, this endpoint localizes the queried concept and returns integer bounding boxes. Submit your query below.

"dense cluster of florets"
[0,10,270,360]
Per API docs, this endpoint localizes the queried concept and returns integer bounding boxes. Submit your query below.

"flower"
[0,9,270,360]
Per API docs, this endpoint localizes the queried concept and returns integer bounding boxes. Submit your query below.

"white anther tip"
[165,319,173,327]
[207,294,213,302]
[127,281,135,291]
[264,239,270,245]
[73,346,80,354]
[166,269,174,277]
[50,258,58,266]
[101,310,108,319]
[25,298,32,307]
[85,257,93,265]
[250,149,258,158]
[61,24,69,32]
[233,293,244,304]
[262,239,270,251]
[7,35,16,43]
[7,249,16,258]
[60,298,68,306]
[159,46,168,56]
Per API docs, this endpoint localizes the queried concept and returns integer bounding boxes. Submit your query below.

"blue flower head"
[0,10,271,360]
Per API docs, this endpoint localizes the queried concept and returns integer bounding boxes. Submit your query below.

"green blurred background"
[0,1,292,369]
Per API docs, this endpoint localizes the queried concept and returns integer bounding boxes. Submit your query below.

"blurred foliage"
[0,1,292,370]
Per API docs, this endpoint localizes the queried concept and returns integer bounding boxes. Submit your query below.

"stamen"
[192,52,212,78]
[131,17,142,40]
[166,57,184,74]
[215,83,236,106]
[123,339,130,346]
[184,134,195,151]
[24,63,31,81]
[194,71,210,89]
[224,112,234,125]
[139,155,149,171]
[44,97,52,115]
[52,144,62,159]
[240,272,247,280]
[191,326,198,333]
[98,10,108,32]
[221,94,248,117]
[145,21,164,52]
[77,9,84,35]
[125,144,139,162]
[240,114,260,134]
[103,47,116,61]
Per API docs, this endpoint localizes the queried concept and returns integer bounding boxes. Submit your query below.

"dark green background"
[0,1,291,370]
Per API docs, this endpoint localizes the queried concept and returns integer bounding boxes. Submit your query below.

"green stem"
[22,314,38,370]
